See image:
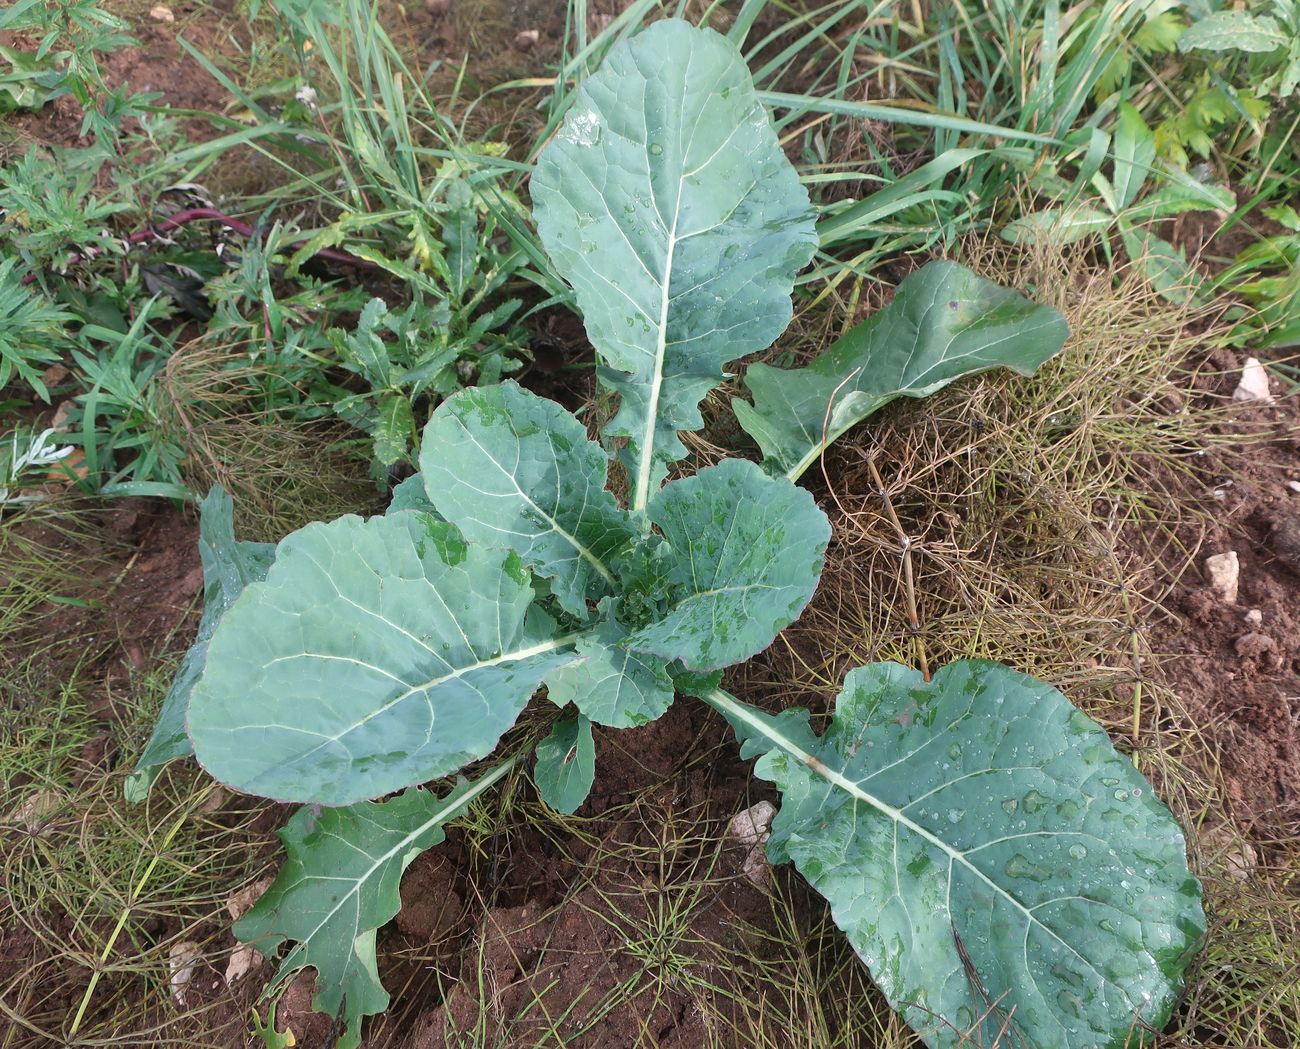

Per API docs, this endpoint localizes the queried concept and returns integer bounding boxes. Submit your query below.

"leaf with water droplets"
[420,381,635,617]
[188,513,580,806]
[705,661,1205,1049]
[625,459,830,671]
[532,19,817,511]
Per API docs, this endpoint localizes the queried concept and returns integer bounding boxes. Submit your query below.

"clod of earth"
[1267,512,1300,574]
[728,800,776,885]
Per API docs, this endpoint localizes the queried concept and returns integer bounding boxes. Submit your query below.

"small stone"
[149,5,175,22]
[1200,824,1256,882]
[168,942,202,1005]
[1243,608,1263,627]
[513,29,540,51]
[226,877,274,921]
[224,944,260,986]
[6,789,62,833]
[728,800,776,886]
[50,400,75,431]
[1287,480,1300,494]
[41,363,70,387]
[198,784,227,814]
[1232,357,1274,403]
[1204,550,1239,604]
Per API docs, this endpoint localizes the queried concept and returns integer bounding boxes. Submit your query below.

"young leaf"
[543,601,675,728]
[1111,103,1155,212]
[373,392,415,468]
[1123,177,1235,223]
[126,487,274,803]
[441,178,478,306]
[335,297,395,387]
[705,662,1205,1049]
[420,381,635,617]
[531,18,817,511]
[734,262,1068,481]
[187,513,581,806]
[236,767,511,1049]
[625,459,830,671]
[1002,206,1114,245]
[534,715,596,813]
[1120,224,1205,305]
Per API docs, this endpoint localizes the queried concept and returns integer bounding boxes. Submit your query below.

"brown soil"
[181,705,790,1049]
[1152,353,1300,836]
[2,7,240,151]
[0,499,201,702]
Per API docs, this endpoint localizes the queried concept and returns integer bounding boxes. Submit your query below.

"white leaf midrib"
[703,690,1134,1018]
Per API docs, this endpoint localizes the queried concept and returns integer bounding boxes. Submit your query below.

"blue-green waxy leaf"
[705,661,1205,1049]
[419,381,634,618]
[531,19,817,511]
[534,715,596,813]
[236,767,510,1049]
[387,472,440,516]
[735,262,1069,481]
[187,513,579,806]
[544,602,675,728]
[626,459,830,671]
[125,486,274,803]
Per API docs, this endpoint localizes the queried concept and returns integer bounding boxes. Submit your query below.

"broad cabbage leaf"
[420,381,635,618]
[532,19,817,510]
[707,661,1205,1049]
[188,513,578,805]
[626,459,830,670]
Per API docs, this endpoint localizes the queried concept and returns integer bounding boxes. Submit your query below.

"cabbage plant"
[132,20,1204,1049]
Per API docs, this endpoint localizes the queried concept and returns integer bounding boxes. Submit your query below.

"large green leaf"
[531,18,817,511]
[626,459,829,670]
[704,662,1205,1049]
[125,487,274,803]
[543,601,675,727]
[187,513,580,806]
[419,381,634,618]
[235,766,511,1049]
[735,262,1069,481]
